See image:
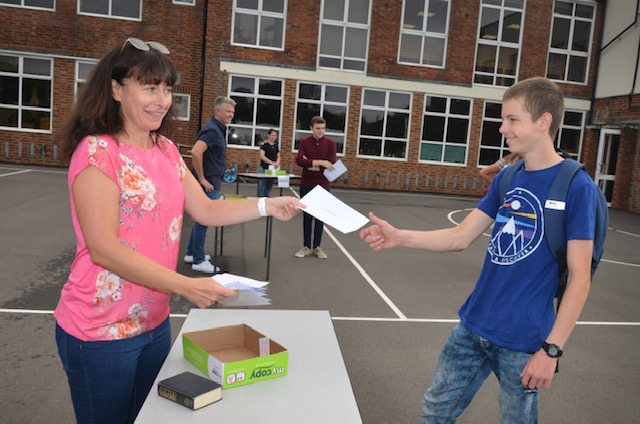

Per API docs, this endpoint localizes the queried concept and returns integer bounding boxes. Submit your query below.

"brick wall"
[3,0,639,212]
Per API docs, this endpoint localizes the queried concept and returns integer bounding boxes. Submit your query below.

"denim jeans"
[420,323,538,424]
[299,184,326,248]
[186,187,220,264]
[55,317,171,424]
[258,167,275,198]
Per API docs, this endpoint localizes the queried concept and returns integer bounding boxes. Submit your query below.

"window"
[419,95,471,164]
[358,88,412,159]
[173,0,194,5]
[75,60,96,97]
[228,75,283,147]
[294,82,349,155]
[398,0,450,67]
[0,54,52,132]
[0,0,54,9]
[478,102,508,166]
[78,0,141,20]
[546,1,594,84]
[172,94,190,121]
[554,110,584,159]
[318,0,371,71]
[474,0,524,87]
[478,102,585,165]
[232,0,286,50]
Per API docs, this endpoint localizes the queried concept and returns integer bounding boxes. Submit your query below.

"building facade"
[2,0,639,213]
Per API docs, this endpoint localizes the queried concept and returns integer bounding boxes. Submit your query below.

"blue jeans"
[420,323,538,424]
[186,187,220,264]
[258,167,275,198]
[300,184,326,248]
[55,317,171,424]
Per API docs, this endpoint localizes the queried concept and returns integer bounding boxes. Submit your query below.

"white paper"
[323,159,347,182]
[299,186,369,234]
[277,176,290,187]
[268,165,280,171]
[213,273,271,306]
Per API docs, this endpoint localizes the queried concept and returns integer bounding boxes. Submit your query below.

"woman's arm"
[182,170,303,226]
[72,166,237,308]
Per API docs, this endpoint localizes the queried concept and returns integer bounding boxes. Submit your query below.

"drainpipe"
[629,0,640,110]
[198,0,209,127]
[588,0,608,125]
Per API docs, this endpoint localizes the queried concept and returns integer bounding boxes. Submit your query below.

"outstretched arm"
[183,170,303,226]
[359,209,494,253]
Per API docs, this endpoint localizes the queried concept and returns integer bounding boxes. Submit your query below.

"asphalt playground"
[1,163,639,424]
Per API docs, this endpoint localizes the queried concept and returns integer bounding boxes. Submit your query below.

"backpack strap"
[544,158,585,305]
[497,159,525,202]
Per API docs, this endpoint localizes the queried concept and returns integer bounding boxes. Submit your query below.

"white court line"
[290,187,407,320]
[1,309,639,326]
[0,169,32,177]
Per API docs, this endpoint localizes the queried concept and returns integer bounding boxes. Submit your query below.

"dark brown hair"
[60,40,178,162]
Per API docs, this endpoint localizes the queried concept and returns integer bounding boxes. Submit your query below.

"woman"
[55,38,302,424]
[258,129,281,197]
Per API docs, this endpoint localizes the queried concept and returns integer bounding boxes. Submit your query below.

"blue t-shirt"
[459,161,597,352]
[198,117,227,191]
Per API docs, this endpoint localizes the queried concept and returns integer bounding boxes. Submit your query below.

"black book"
[158,371,222,410]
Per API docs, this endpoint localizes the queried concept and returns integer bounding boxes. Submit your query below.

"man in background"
[185,96,236,273]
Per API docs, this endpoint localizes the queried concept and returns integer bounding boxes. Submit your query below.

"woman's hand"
[265,196,305,221]
[182,277,239,308]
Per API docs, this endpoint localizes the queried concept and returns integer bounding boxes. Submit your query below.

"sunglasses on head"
[121,38,170,55]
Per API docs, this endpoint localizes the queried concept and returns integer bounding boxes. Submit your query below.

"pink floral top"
[54,134,187,341]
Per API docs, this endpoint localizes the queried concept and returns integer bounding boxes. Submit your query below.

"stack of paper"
[213,273,271,307]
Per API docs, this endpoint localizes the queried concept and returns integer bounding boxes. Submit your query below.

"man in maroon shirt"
[294,116,337,259]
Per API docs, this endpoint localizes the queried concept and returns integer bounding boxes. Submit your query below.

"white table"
[236,172,301,197]
[136,309,362,423]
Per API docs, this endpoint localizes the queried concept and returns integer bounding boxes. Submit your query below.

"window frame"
[75,59,97,99]
[172,0,195,5]
[227,74,284,149]
[477,101,586,167]
[546,0,595,85]
[0,0,55,10]
[0,52,54,133]
[77,0,142,21]
[397,0,451,68]
[357,87,413,161]
[317,0,372,72]
[171,93,191,121]
[292,81,350,156]
[231,0,287,51]
[418,94,472,166]
[473,0,525,87]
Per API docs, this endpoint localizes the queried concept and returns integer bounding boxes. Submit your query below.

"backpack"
[497,158,609,308]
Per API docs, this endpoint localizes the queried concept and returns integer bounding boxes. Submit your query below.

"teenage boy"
[294,116,337,259]
[360,77,599,422]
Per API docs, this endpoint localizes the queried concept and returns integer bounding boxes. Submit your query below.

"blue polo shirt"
[198,117,227,191]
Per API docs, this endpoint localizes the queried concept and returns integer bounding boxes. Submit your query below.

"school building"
[1,0,639,213]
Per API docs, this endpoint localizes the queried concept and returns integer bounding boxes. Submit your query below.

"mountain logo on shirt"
[488,187,544,265]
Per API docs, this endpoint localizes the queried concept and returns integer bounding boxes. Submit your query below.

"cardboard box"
[183,324,288,388]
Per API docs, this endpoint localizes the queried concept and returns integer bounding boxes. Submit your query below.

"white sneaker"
[191,259,220,273]
[184,254,211,263]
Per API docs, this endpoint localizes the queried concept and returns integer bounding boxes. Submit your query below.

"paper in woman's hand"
[213,273,271,306]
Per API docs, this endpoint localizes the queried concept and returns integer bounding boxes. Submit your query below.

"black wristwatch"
[542,342,563,358]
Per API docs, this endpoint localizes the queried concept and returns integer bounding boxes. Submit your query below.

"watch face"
[548,346,559,356]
